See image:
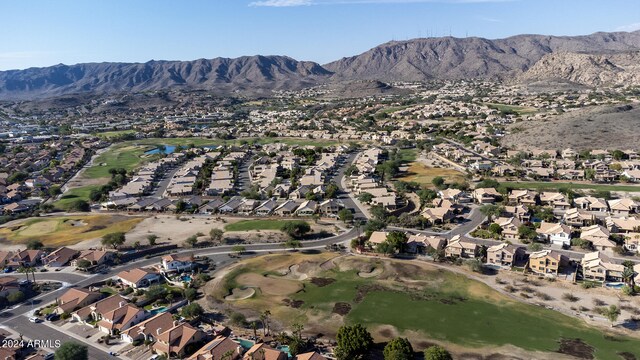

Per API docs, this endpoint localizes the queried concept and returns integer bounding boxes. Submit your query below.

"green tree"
[383,337,413,360]
[338,208,354,223]
[325,183,340,198]
[376,241,395,256]
[181,302,204,320]
[76,259,92,270]
[55,342,88,360]
[518,225,538,241]
[386,231,408,253]
[26,239,44,250]
[282,239,302,250]
[184,235,198,248]
[431,176,445,189]
[605,305,621,326]
[335,324,373,360]
[479,204,503,223]
[183,288,198,302]
[67,199,90,212]
[281,221,311,239]
[357,192,374,203]
[147,234,158,246]
[488,223,503,235]
[232,245,246,255]
[48,186,62,197]
[210,228,224,243]
[101,232,126,249]
[7,290,25,303]
[424,345,452,360]
[145,285,167,302]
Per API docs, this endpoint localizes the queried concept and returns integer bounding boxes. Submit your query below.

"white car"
[28,317,40,323]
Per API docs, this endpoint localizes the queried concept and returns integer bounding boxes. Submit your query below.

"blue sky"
[1,0,638,70]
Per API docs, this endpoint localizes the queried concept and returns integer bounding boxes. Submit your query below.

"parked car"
[45,313,59,321]
[28,317,40,323]
[44,353,54,360]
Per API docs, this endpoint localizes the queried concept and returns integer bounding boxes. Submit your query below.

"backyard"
[208,253,640,359]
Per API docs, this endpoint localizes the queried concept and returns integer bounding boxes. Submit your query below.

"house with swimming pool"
[161,254,196,273]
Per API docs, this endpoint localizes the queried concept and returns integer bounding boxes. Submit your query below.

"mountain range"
[2,30,640,99]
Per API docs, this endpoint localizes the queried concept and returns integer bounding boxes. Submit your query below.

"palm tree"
[479,204,504,224]
[622,266,636,289]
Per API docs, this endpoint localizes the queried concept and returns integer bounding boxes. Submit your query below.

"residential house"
[581,251,624,282]
[486,243,526,268]
[117,268,161,288]
[406,234,446,254]
[55,288,103,315]
[503,205,531,222]
[296,352,328,360]
[608,199,639,215]
[624,233,640,253]
[367,231,389,247]
[563,208,596,228]
[73,294,129,323]
[187,336,242,360]
[445,236,479,258]
[536,222,572,247]
[539,192,571,210]
[121,312,174,344]
[273,200,299,216]
[97,303,146,335]
[317,199,344,217]
[242,343,287,360]
[493,217,521,240]
[508,190,537,206]
[6,249,43,269]
[43,247,80,267]
[580,225,616,252]
[528,250,567,276]
[574,196,609,212]
[255,199,278,216]
[153,322,206,358]
[295,200,317,216]
[71,250,114,268]
[472,188,501,204]
[161,254,196,273]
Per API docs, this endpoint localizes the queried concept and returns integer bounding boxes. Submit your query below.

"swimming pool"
[236,338,255,350]
[148,306,168,315]
[181,275,192,282]
[277,345,292,358]
[605,282,625,289]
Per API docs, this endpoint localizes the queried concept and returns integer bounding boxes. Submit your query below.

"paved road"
[332,152,369,220]
[0,226,357,359]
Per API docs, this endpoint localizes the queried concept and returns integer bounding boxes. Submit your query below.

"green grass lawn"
[501,181,640,193]
[286,265,640,359]
[95,130,136,139]
[484,103,538,116]
[397,148,418,163]
[53,185,100,210]
[225,219,308,232]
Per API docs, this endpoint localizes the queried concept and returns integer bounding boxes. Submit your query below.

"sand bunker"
[276,264,308,281]
[65,219,88,227]
[225,287,256,300]
[236,273,303,296]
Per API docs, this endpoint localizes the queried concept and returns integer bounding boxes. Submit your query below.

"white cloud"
[250,0,514,7]
[616,22,640,32]
[250,0,312,6]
